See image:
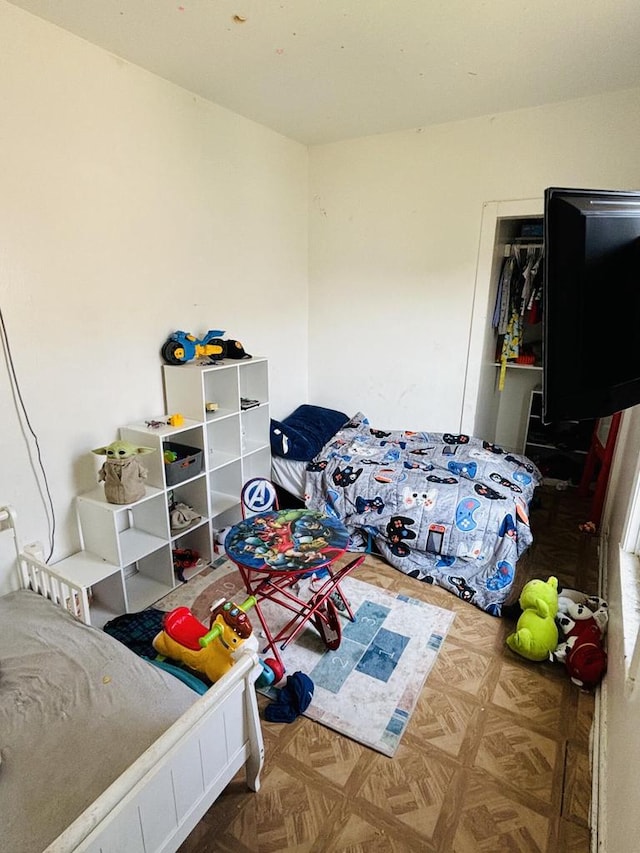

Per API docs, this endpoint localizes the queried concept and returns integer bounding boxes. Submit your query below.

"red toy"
[553,593,608,690]
[560,621,607,690]
[153,596,277,687]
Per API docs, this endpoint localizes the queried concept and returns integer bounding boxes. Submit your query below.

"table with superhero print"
[225,508,363,670]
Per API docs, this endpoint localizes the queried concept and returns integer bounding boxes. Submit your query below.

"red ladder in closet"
[578,411,622,528]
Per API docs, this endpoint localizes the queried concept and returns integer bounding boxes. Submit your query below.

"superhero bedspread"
[303,413,542,615]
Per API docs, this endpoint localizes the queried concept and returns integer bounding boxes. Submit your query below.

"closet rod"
[503,241,543,256]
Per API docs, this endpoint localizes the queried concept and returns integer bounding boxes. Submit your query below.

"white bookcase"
[163,357,271,532]
[47,358,270,628]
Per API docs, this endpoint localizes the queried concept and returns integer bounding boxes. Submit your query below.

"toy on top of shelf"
[92,440,156,505]
[224,339,252,360]
[161,330,227,365]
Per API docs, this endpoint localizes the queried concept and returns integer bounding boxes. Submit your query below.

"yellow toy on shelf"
[153,595,276,685]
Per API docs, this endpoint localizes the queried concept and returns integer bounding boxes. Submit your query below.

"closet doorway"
[462,196,543,452]
[463,196,596,486]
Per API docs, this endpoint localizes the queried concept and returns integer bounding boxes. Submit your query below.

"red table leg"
[233,554,365,670]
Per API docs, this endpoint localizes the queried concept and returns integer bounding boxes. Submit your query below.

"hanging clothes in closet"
[492,242,543,390]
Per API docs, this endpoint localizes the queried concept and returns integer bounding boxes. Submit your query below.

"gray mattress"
[0,590,196,853]
[271,454,307,499]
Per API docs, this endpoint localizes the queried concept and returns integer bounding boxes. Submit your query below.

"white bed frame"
[0,506,265,853]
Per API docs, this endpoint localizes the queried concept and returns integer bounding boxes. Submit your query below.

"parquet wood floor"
[179,487,597,852]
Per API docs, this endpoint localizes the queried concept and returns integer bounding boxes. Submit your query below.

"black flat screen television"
[544,186,640,423]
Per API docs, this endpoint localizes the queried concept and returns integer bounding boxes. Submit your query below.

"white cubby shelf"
[49,358,270,626]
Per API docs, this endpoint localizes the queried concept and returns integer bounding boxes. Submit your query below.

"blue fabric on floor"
[264,671,314,723]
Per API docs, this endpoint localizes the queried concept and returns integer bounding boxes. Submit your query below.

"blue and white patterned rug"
[155,557,455,757]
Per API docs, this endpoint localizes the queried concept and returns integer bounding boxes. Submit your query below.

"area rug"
[154,556,455,757]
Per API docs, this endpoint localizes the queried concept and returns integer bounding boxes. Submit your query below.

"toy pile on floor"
[506,575,608,690]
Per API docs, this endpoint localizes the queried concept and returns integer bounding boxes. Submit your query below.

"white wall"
[308,89,640,431]
[0,1,308,586]
[597,407,640,853]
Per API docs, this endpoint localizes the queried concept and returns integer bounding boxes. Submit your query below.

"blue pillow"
[270,405,349,461]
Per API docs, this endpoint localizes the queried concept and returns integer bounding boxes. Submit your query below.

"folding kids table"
[225,508,364,670]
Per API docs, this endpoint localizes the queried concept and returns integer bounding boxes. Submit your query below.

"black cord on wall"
[0,305,56,561]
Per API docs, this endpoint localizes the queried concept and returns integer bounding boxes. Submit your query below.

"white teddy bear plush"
[556,588,608,637]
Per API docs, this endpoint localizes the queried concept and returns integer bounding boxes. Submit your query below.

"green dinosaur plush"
[506,576,559,662]
[92,440,155,505]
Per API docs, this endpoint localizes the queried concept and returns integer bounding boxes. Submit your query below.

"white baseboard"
[591,679,606,852]
[591,531,608,852]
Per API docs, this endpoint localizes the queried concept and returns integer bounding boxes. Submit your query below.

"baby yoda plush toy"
[506,576,559,662]
[93,440,155,505]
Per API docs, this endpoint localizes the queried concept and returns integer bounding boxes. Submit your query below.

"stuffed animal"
[93,440,155,505]
[553,591,608,689]
[556,588,609,634]
[506,576,559,662]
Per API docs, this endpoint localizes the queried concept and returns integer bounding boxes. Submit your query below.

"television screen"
[543,187,640,423]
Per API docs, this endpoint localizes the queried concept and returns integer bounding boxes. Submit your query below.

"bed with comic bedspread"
[302,412,542,616]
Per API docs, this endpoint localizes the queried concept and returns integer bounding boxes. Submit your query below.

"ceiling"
[8,0,640,145]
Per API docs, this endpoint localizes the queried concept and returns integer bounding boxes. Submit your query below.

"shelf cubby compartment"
[202,366,241,420]
[161,364,217,422]
[207,414,241,470]
[119,420,205,491]
[209,460,242,521]
[241,404,270,455]
[123,546,174,612]
[76,487,169,567]
[211,505,243,538]
[168,476,210,535]
[171,524,213,582]
[49,551,126,628]
[239,359,269,406]
[242,446,272,483]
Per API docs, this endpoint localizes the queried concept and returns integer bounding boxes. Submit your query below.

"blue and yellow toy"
[161,330,226,365]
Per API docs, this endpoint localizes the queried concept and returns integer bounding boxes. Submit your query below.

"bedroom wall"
[596,405,640,853]
[307,87,640,432]
[0,1,308,588]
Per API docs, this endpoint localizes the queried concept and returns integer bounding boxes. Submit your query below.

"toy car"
[161,330,227,365]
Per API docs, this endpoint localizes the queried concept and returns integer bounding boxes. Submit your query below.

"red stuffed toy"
[553,594,608,690]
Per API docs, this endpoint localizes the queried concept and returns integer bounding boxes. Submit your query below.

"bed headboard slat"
[1,504,90,622]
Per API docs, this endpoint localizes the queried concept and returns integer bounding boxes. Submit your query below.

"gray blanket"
[0,590,195,853]
[304,413,541,615]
